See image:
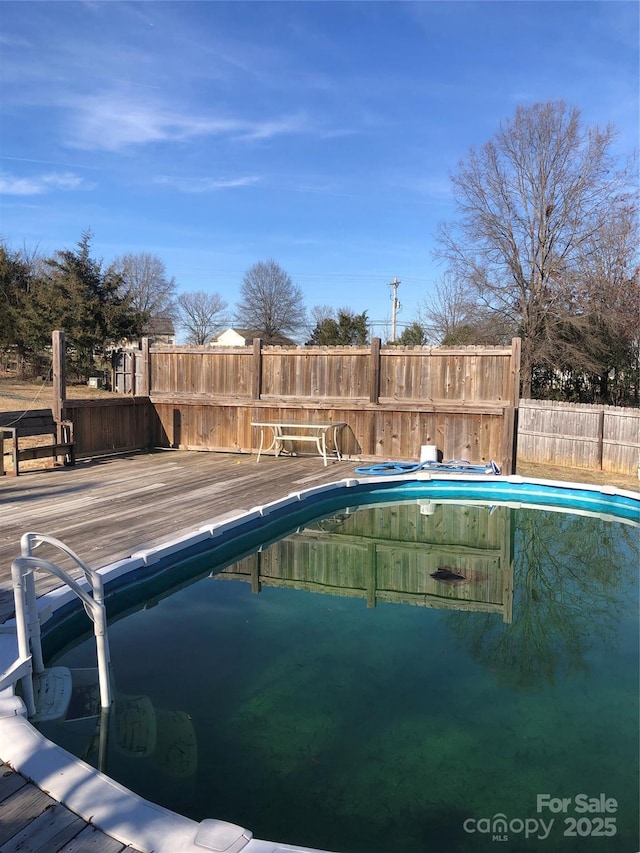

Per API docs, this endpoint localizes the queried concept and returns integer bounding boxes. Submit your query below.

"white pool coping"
[1,474,638,853]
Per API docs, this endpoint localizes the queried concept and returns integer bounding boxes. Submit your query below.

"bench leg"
[273,428,286,458]
[60,423,75,466]
[320,432,328,466]
[256,428,265,463]
[333,425,344,461]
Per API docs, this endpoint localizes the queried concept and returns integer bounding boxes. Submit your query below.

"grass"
[516,460,638,492]
[1,377,638,491]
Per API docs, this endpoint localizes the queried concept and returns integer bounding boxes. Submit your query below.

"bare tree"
[304,304,341,343]
[176,290,228,345]
[420,274,476,343]
[421,273,514,345]
[568,203,640,402]
[235,259,306,341]
[305,304,334,339]
[110,252,177,331]
[435,101,637,396]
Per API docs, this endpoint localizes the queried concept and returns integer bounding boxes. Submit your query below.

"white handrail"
[11,532,112,718]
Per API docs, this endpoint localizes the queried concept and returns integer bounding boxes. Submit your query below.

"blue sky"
[1,1,638,341]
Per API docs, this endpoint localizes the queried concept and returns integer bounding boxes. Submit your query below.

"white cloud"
[43,172,87,190]
[64,91,310,151]
[154,175,260,193]
[0,171,92,195]
[0,175,44,195]
[234,115,310,142]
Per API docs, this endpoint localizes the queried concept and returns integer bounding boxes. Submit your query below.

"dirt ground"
[0,376,115,411]
[0,377,118,474]
[1,377,638,491]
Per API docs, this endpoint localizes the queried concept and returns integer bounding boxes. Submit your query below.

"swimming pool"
[3,474,640,853]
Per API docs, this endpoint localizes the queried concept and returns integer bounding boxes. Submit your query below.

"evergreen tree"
[394,322,428,346]
[0,243,37,366]
[307,309,369,345]
[30,231,142,378]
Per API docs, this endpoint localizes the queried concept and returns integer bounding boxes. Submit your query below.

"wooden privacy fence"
[45,331,150,461]
[61,397,150,459]
[145,337,521,472]
[517,399,640,477]
[50,332,521,471]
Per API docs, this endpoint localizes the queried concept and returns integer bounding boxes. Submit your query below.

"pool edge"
[1,474,638,853]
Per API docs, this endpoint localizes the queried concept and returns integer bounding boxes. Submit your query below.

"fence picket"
[517,399,640,477]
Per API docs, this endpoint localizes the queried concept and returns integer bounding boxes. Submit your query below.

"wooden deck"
[0,449,354,623]
[0,449,354,852]
[0,761,142,853]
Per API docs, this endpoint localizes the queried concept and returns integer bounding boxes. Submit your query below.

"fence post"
[502,406,517,475]
[510,337,522,406]
[129,351,136,396]
[52,330,66,422]
[140,337,150,397]
[252,338,262,400]
[369,337,381,404]
[506,337,522,473]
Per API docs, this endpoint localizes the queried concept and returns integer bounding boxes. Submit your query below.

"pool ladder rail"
[0,532,112,721]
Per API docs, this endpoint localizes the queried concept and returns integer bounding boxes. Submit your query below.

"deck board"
[0,775,58,846]
[0,450,353,853]
[0,762,28,799]
[0,799,84,853]
[0,449,354,623]
[0,772,132,853]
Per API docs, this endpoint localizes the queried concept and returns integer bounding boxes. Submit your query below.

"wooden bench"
[251,421,347,466]
[0,409,75,476]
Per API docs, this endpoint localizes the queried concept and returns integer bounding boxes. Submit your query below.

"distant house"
[143,316,176,345]
[210,328,296,346]
[109,316,176,351]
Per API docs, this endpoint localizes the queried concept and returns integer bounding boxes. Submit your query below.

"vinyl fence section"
[517,399,640,477]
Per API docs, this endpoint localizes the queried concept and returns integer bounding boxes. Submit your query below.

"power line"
[168,268,431,286]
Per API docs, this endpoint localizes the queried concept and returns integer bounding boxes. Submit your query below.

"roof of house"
[211,327,296,346]
[143,315,175,336]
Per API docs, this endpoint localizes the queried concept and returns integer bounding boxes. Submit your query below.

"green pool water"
[38,499,639,853]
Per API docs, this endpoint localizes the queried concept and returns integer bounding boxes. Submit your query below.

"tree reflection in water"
[444,509,638,688]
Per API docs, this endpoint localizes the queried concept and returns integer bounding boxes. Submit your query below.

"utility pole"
[388,277,401,342]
